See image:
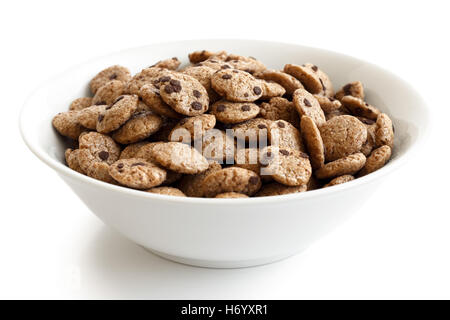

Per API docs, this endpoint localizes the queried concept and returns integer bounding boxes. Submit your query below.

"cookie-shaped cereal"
[159,74,209,116]
[335,81,364,101]
[292,89,326,126]
[358,145,392,177]
[182,65,220,102]
[315,153,366,179]
[109,158,167,189]
[233,118,272,143]
[147,186,186,197]
[125,67,169,95]
[259,97,300,128]
[69,97,93,111]
[112,111,163,144]
[314,95,342,113]
[211,69,263,102]
[169,114,216,142]
[65,149,85,174]
[375,113,394,148]
[177,161,222,197]
[97,95,138,133]
[201,167,261,197]
[300,116,325,170]
[255,182,307,197]
[341,96,380,120]
[210,100,260,124]
[152,57,181,70]
[284,63,334,97]
[92,80,125,105]
[188,50,228,63]
[324,175,355,187]
[152,142,209,174]
[201,130,235,162]
[90,65,131,95]
[139,84,182,119]
[52,111,84,140]
[120,141,151,159]
[215,192,249,198]
[269,120,304,151]
[255,70,304,95]
[319,115,367,161]
[261,146,312,186]
[260,80,286,100]
[77,104,107,130]
[225,54,266,74]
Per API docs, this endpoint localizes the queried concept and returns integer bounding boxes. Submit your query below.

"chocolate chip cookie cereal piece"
[375,113,394,148]
[109,158,167,189]
[177,161,222,197]
[169,114,216,142]
[262,146,312,186]
[259,97,300,128]
[65,148,85,174]
[215,192,249,198]
[119,141,151,159]
[159,74,209,116]
[256,182,307,197]
[89,65,131,95]
[69,97,93,111]
[92,80,125,106]
[255,70,304,95]
[335,81,364,101]
[300,116,325,170]
[96,94,138,133]
[211,69,263,102]
[188,50,228,63]
[152,142,209,174]
[112,111,163,144]
[124,67,169,95]
[77,104,107,130]
[182,65,221,102]
[210,100,260,124]
[269,120,305,151]
[315,153,366,179]
[292,89,326,126]
[225,54,266,74]
[139,84,182,119]
[341,95,380,120]
[233,118,272,143]
[284,63,334,97]
[152,57,181,70]
[314,95,342,113]
[147,186,186,197]
[319,115,367,161]
[358,145,392,177]
[52,110,84,140]
[201,167,261,197]
[201,129,235,162]
[260,80,286,99]
[324,175,355,187]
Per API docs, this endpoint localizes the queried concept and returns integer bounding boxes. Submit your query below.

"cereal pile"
[53,50,394,198]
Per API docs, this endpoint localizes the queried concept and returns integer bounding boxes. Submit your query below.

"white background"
[1,0,449,299]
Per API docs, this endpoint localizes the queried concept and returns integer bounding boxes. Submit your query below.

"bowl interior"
[20,39,429,197]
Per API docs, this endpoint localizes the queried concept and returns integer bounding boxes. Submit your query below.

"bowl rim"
[19,38,430,205]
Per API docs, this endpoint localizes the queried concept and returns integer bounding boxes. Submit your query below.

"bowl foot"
[142,247,297,269]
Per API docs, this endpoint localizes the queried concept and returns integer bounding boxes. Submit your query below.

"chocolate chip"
[253,86,262,95]
[299,152,309,159]
[164,85,174,94]
[244,93,249,97]
[303,98,312,107]
[193,90,202,98]
[138,96,143,101]
[98,114,104,122]
[232,70,239,73]
[279,149,290,156]
[117,163,124,169]
[191,102,203,110]
[311,65,318,72]
[109,73,117,80]
[216,104,226,112]
[170,79,181,86]
[159,76,171,82]
[98,151,109,161]
[95,101,106,106]
[320,78,326,91]
[222,74,232,80]
[277,121,285,128]
[257,124,267,129]
[221,65,231,69]
[365,103,369,106]
[266,151,272,158]
[249,176,259,185]
[343,84,352,95]
[131,162,146,167]
[241,105,251,112]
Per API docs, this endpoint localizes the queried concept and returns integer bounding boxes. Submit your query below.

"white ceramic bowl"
[20,40,429,268]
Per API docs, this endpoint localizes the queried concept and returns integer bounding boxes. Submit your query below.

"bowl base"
[142,246,297,269]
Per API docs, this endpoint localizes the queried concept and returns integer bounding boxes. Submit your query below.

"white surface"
[1,0,449,299]
[20,39,428,269]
